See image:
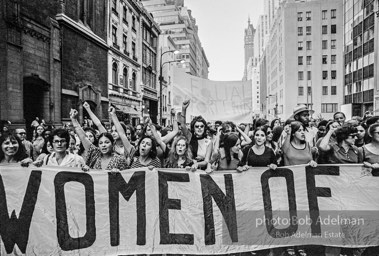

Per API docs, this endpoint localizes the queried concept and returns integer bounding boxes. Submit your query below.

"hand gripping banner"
[0,164,379,255]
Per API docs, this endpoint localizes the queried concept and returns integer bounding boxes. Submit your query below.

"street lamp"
[159,49,180,125]
[266,94,278,118]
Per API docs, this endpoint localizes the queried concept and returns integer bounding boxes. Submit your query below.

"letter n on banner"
[108,171,146,246]
[0,170,42,254]
[306,166,339,235]
[261,168,298,238]
[54,172,96,251]
[158,171,194,244]
[200,174,238,245]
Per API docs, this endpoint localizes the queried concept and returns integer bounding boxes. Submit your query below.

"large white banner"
[1,164,379,255]
[172,68,253,122]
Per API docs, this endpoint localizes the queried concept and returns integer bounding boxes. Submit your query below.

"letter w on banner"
[1,164,379,255]
[172,67,253,122]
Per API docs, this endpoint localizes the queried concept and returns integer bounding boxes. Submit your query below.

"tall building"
[140,0,209,79]
[254,14,269,59]
[342,0,375,117]
[265,0,344,120]
[243,18,255,80]
[0,0,108,136]
[246,57,261,116]
[108,0,160,125]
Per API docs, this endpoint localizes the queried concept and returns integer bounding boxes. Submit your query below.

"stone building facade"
[0,0,108,137]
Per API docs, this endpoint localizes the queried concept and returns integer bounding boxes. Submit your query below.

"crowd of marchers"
[0,100,378,256]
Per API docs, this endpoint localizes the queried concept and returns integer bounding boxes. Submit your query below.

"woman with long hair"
[32,124,45,159]
[32,137,54,166]
[130,135,161,169]
[165,136,196,169]
[70,109,128,171]
[237,127,277,172]
[282,121,317,167]
[0,132,32,166]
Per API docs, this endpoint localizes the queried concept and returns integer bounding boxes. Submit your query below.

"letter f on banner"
[0,171,42,254]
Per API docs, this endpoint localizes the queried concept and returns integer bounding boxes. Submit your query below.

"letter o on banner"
[54,172,96,250]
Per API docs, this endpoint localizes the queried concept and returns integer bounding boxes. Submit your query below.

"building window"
[331,70,336,79]
[331,24,336,34]
[331,9,336,19]
[322,70,328,79]
[298,41,303,50]
[298,56,303,65]
[132,41,136,58]
[131,72,136,91]
[307,87,312,95]
[322,55,327,64]
[298,71,304,80]
[112,26,117,46]
[298,87,304,96]
[306,56,312,65]
[307,71,311,80]
[123,34,127,54]
[306,41,311,50]
[331,40,336,49]
[322,40,328,49]
[321,103,338,113]
[306,11,311,20]
[112,62,118,85]
[322,10,327,20]
[331,86,337,95]
[322,86,328,95]
[298,27,303,36]
[123,67,128,88]
[132,16,136,30]
[123,6,127,23]
[297,12,302,21]
[331,55,336,64]
[322,25,327,34]
[306,26,311,35]
[112,0,118,15]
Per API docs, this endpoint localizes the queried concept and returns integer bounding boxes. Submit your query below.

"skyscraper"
[243,18,255,81]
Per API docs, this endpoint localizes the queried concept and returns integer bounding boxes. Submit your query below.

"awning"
[112,104,140,115]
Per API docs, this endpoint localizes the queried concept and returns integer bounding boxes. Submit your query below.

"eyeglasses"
[224,130,231,133]
[267,131,272,134]
[53,139,67,144]
[195,125,204,128]
[126,133,131,135]
[17,132,26,135]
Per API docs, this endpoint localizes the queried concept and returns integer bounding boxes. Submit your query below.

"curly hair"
[190,116,208,137]
[166,136,193,167]
[134,135,157,159]
[0,132,28,162]
[49,128,70,149]
[334,124,358,144]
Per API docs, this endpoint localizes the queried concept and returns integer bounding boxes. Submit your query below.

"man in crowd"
[15,128,34,160]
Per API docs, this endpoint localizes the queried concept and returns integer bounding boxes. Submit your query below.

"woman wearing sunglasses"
[178,100,212,170]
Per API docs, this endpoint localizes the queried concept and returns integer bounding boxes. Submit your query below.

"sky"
[184,0,264,81]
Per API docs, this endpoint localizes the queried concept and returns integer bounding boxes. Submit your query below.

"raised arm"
[83,101,107,134]
[109,107,134,156]
[70,109,92,150]
[148,118,167,153]
[178,100,192,142]
[162,111,179,144]
[318,125,337,152]
[237,125,252,146]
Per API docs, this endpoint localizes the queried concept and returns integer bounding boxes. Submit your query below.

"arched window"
[132,72,136,91]
[112,62,118,85]
[123,67,128,88]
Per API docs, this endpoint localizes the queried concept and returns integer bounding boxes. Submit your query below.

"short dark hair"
[49,128,70,149]
[98,132,114,145]
[334,124,358,144]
